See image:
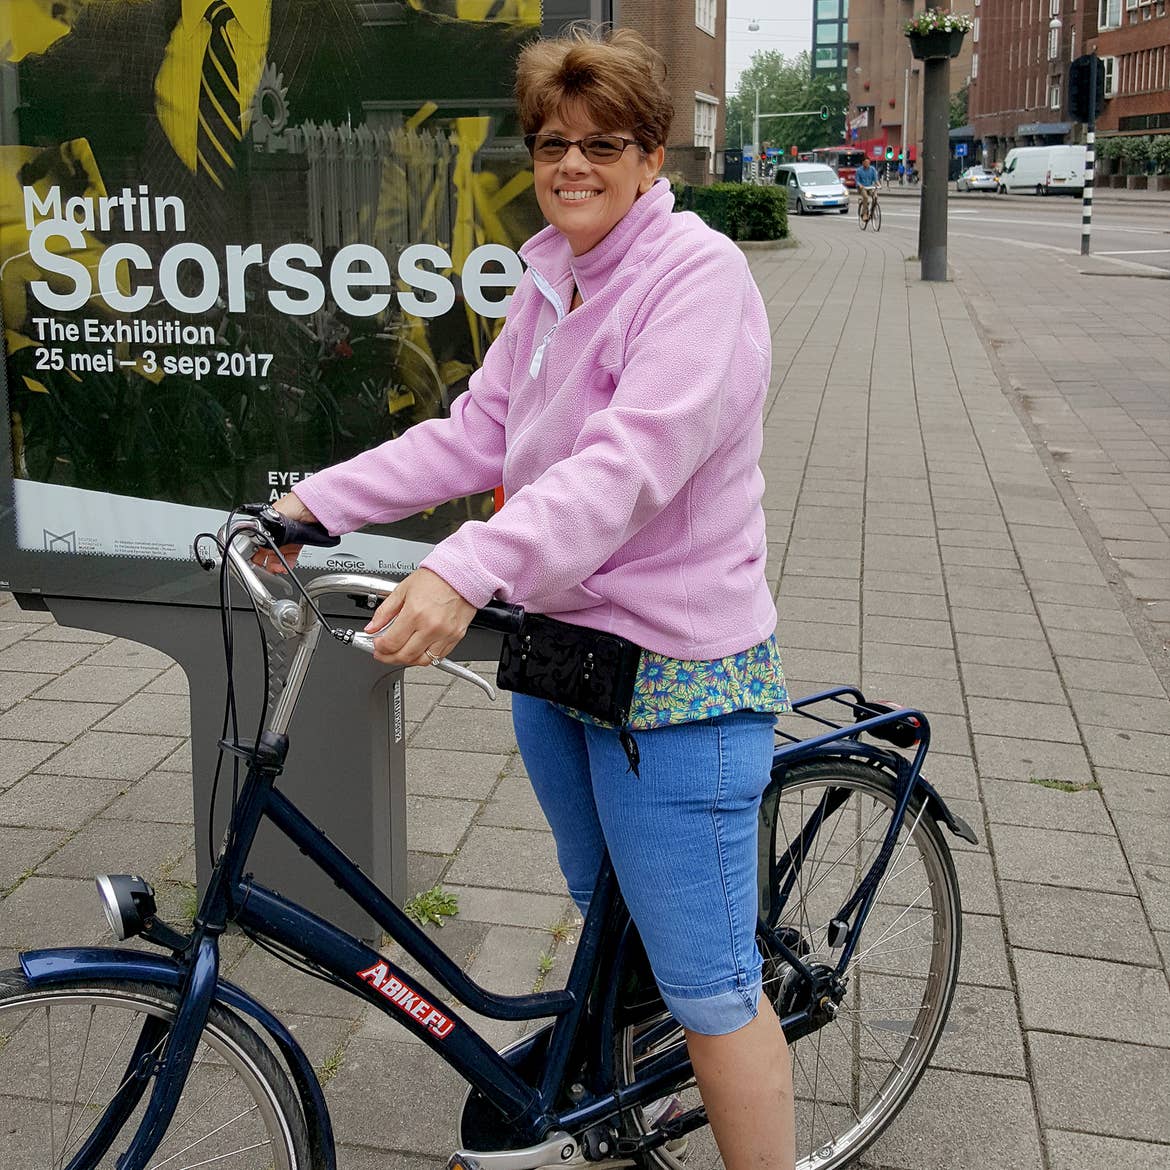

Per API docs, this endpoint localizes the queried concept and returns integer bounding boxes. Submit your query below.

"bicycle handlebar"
[202,510,523,699]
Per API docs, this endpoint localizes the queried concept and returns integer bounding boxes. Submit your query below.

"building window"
[1102,55,1117,96]
[973,15,981,39]
[1050,81,1061,108]
[972,51,979,78]
[695,0,716,36]
[816,22,841,44]
[1100,0,1122,25]
[816,0,840,17]
[1048,26,1059,58]
[815,46,841,68]
[694,94,718,171]
[1050,0,1060,13]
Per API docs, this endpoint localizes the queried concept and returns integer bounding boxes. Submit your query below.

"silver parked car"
[955,165,997,192]
[774,163,850,215]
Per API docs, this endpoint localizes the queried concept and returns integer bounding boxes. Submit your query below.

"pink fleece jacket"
[295,179,776,659]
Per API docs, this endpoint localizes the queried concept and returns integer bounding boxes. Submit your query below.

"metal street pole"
[918,51,951,280]
[753,88,761,182]
[1081,54,1097,256]
[902,65,911,185]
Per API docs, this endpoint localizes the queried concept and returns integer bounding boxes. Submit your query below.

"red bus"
[801,147,868,188]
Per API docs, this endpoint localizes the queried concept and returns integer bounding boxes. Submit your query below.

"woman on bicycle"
[269,25,795,1169]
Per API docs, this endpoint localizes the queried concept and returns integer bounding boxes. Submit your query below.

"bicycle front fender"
[20,947,336,1170]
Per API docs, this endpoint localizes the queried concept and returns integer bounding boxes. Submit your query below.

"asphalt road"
[869,192,1170,273]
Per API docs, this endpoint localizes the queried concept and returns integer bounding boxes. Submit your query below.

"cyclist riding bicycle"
[855,155,880,221]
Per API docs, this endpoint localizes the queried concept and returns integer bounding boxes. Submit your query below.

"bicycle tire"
[857,201,868,231]
[870,201,882,232]
[0,971,311,1170]
[613,757,962,1170]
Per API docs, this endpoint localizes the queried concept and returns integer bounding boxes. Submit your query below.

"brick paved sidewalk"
[1,221,1168,1168]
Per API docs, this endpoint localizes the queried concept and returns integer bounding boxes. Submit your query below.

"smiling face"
[532,105,664,257]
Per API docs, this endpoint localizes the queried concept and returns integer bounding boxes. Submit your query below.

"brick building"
[616,0,727,183]
[1088,0,1170,136]
[968,0,1168,161]
[846,0,975,164]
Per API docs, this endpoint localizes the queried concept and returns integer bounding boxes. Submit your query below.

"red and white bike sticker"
[357,962,455,1039]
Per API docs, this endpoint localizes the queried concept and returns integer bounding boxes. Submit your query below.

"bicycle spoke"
[58,1003,96,1170]
[148,1137,272,1170]
[146,1103,261,1170]
[46,1006,56,1170]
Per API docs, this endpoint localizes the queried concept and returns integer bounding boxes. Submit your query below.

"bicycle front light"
[96,874,157,940]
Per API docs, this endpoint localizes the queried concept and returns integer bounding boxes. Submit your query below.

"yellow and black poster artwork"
[0,0,543,582]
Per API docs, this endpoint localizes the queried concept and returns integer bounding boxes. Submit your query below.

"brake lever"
[332,630,497,700]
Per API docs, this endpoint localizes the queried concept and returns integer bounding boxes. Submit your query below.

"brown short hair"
[515,25,673,153]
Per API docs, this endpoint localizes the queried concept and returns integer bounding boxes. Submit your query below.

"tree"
[726,51,846,159]
[949,84,969,130]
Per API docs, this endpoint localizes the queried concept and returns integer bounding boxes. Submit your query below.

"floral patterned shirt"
[562,635,791,730]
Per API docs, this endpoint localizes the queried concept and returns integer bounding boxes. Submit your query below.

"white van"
[998,145,1087,195]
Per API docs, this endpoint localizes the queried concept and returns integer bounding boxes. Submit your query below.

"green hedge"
[671,182,788,242]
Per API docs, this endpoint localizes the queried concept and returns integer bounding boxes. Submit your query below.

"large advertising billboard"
[0,0,569,603]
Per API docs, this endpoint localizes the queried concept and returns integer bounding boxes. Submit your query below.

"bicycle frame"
[19,519,976,1170]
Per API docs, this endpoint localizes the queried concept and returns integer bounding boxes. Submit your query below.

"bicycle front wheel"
[857,201,868,230]
[870,201,882,232]
[614,757,961,1170]
[0,972,310,1169]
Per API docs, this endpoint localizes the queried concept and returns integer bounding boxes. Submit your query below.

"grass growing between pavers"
[1029,777,1101,793]
[404,884,459,928]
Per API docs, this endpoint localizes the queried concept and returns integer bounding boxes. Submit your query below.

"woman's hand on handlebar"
[251,493,318,572]
[364,568,476,668]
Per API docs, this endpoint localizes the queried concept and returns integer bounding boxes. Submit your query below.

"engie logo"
[356,963,455,1039]
[325,552,366,571]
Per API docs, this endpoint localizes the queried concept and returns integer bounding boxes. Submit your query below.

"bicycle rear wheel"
[857,201,868,230]
[0,972,310,1169]
[870,201,882,232]
[614,757,961,1170]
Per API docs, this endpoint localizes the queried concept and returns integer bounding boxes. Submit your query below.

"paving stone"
[0,826,66,890]
[776,575,860,601]
[0,773,126,829]
[990,824,1134,894]
[967,697,1080,745]
[778,597,859,625]
[951,609,1045,640]
[27,623,113,643]
[30,664,162,704]
[100,769,194,823]
[1035,603,1134,635]
[332,1148,444,1170]
[775,620,859,653]
[959,912,1012,989]
[862,616,953,649]
[1056,656,1168,699]
[861,591,950,621]
[156,740,192,773]
[478,774,553,833]
[780,648,858,684]
[0,626,31,652]
[82,639,175,670]
[981,776,1113,834]
[930,984,1027,1076]
[0,673,43,712]
[1081,725,1170,775]
[444,826,566,897]
[406,794,478,855]
[921,753,979,801]
[861,1067,1042,1170]
[956,633,1056,672]
[1112,809,1170,867]
[946,583,1037,614]
[1133,864,1170,929]
[443,886,573,931]
[1014,948,1170,1047]
[1029,1032,1170,1143]
[230,943,367,1021]
[1044,1131,1170,1170]
[92,692,190,737]
[951,849,1001,916]
[864,643,957,680]
[1047,627,1149,665]
[960,664,1066,704]
[0,699,114,742]
[0,641,96,674]
[142,663,190,694]
[35,730,181,780]
[1030,581,1120,609]
[324,1036,465,1154]
[410,706,518,755]
[38,817,192,882]
[973,734,1093,786]
[862,570,946,596]
[0,875,110,949]
[0,740,59,789]
[861,673,966,715]
[1067,689,1170,734]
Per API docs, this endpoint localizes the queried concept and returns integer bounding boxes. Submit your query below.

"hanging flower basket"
[904,10,972,59]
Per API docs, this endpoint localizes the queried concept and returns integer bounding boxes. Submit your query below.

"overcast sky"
[725,0,813,95]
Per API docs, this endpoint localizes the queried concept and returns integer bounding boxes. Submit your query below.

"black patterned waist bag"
[496,613,643,774]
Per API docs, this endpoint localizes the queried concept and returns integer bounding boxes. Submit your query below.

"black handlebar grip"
[470,600,525,635]
[241,503,340,549]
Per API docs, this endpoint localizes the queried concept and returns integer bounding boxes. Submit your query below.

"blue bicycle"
[1,508,975,1170]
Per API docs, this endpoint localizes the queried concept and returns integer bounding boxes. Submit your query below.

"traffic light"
[820,105,829,120]
[885,147,895,161]
[1068,54,1105,123]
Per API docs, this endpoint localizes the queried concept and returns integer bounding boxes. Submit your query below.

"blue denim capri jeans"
[512,695,776,1036]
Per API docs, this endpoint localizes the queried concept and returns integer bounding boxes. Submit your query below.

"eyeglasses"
[524,133,642,164]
